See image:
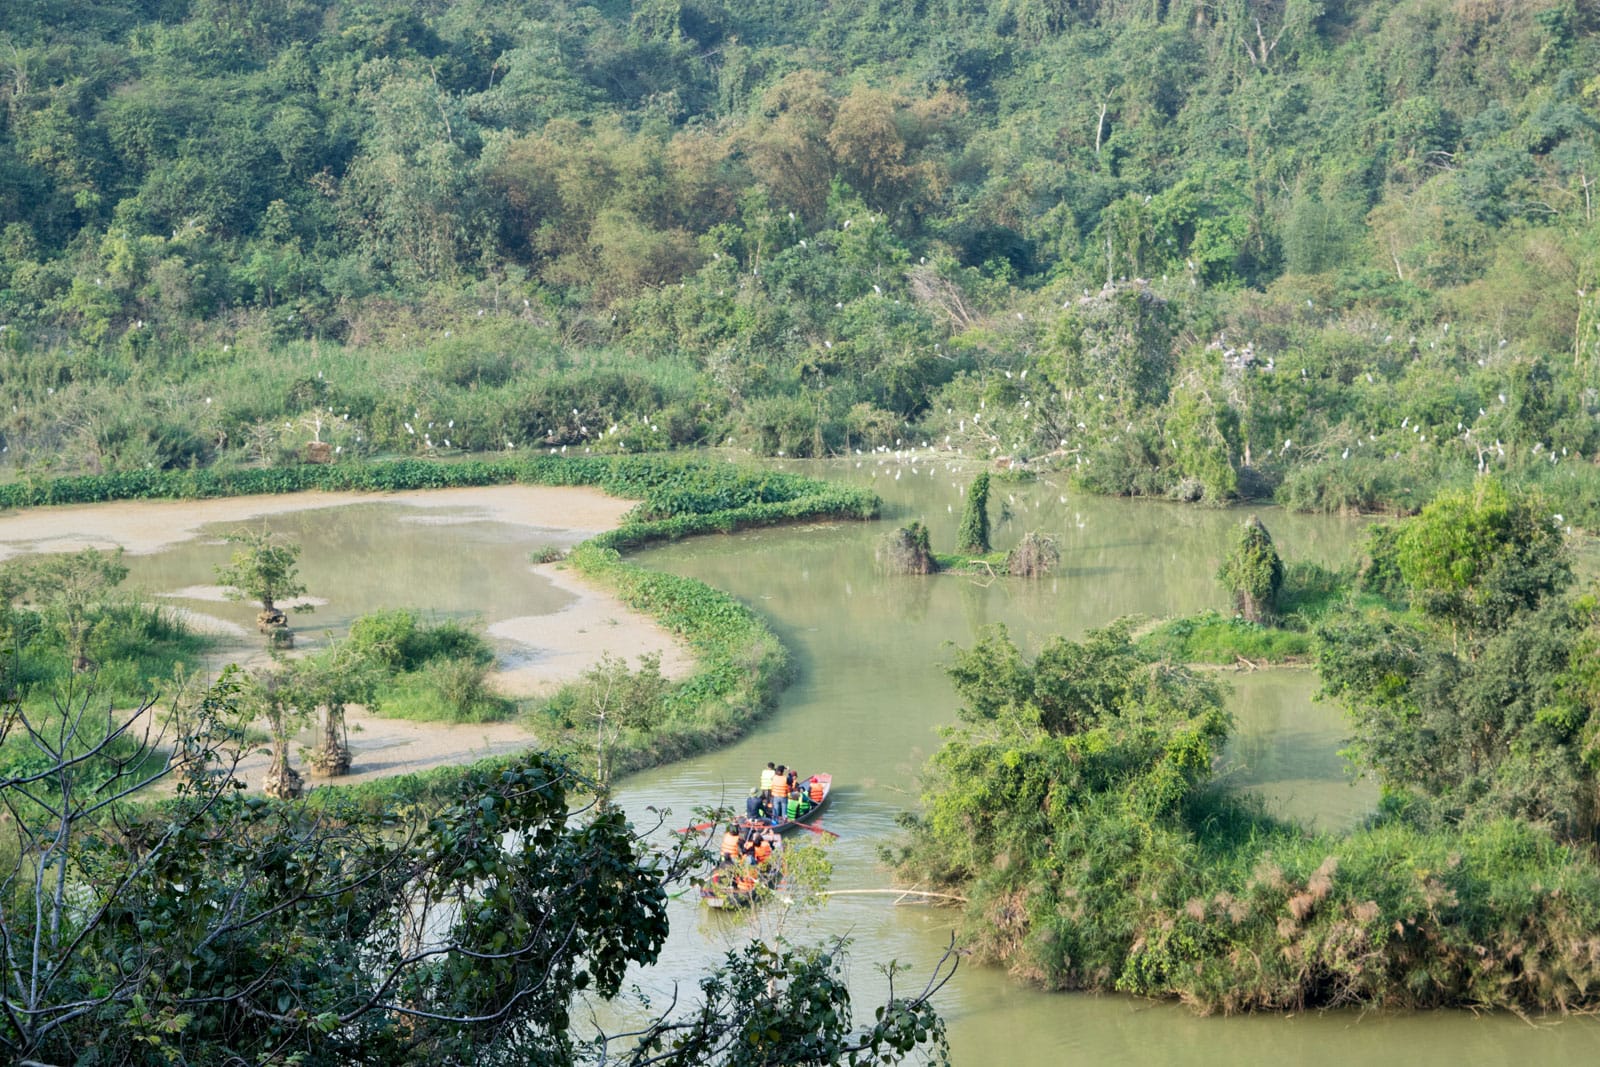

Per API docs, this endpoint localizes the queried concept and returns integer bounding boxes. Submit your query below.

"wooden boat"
[700,773,833,909]
[741,772,832,835]
[700,858,782,910]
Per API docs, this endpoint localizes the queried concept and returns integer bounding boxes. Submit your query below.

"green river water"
[33,458,1600,1064]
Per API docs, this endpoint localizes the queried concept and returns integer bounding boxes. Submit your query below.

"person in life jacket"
[759,761,775,797]
[770,764,791,820]
[753,836,773,865]
[720,827,740,860]
[809,776,825,804]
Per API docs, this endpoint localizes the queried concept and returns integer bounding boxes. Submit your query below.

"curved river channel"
[44,458,1600,1063]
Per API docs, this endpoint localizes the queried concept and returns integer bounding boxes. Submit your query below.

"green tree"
[576,651,668,789]
[1394,478,1571,641]
[1319,594,1600,845]
[243,659,305,799]
[956,471,992,554]
[16,548,129,672]
[214,528,309,646]
[286,643,378,778]
[1042,282,1176,418]
[1218,515,1283,624]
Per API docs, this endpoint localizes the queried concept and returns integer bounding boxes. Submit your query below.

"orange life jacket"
[809,779,824,803]
[754,840,773,864]
[721,831,739,858]
[771,776,790,798]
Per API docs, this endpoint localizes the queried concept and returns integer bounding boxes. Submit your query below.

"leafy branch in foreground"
[0,659,951,1064]
[598,938,957,1067]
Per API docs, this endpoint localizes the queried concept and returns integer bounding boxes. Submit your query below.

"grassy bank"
[0,455,878,805]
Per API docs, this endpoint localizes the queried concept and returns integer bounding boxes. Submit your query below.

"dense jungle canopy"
[1,0,1599,521]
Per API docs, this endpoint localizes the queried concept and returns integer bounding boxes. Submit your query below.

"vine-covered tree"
[880,521,937,574]
[1218,515,1283,623]
[956,472,992,555]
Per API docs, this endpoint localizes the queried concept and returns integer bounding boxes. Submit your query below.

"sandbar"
[0,484,698,784]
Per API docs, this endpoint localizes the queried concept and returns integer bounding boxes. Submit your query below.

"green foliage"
[1318,592,1600,846]
[899,613,1600,1014]
[10,547,129,671]
[1,694,671,1063]
[1393,477,1571,637]
[623,938,951,1066]
[1138,610,1314,665]
[213,528,307,616]
[2,2,1600,529]
[955,471,992,554]
[880,522,937,575]
[347,609,492,673]
[1218,515,1284,624]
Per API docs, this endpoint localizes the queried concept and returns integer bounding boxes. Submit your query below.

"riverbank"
[0,456,878,798]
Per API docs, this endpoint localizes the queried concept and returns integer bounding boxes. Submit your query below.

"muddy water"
[118,499,581,664]
[21,460,1599,1059]
[609,459,1599,1064]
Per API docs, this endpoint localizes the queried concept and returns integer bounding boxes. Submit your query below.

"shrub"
[1005,532,1059,578]
[879,523,938,575]
[421,657,507,723]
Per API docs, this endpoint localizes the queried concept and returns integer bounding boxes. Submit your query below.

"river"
[69,458,1600,1061]
[614,459,1598,1065]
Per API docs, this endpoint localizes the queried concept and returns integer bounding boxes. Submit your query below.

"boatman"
[746,788,763,819]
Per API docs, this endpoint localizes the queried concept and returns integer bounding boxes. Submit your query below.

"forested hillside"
[2,0,1598,521]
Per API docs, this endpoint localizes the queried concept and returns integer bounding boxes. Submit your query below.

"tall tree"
[956,471,992,554]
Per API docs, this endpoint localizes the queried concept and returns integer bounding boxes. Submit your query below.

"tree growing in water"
[1006,532,1059,578]
[880,522,938,574]
[956,472,992,554]
[1218,515,1283,623]
[215,529,309,647]
[246,660,304,799]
